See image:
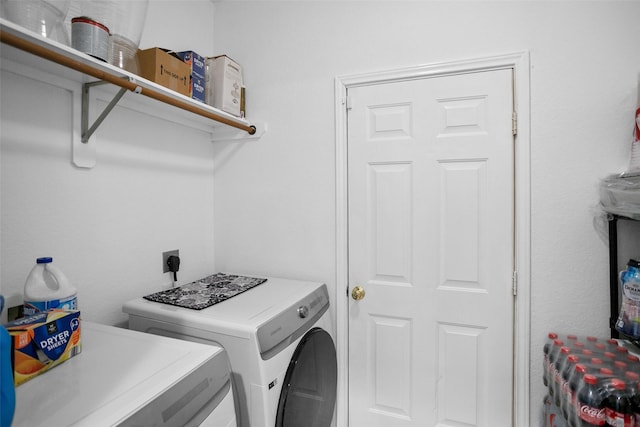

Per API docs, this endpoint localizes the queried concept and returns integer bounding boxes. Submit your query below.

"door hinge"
[512,271,518,296]
[512,111,517,136]
[346,95,353,111]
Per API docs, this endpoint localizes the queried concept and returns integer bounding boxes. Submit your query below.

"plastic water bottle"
[629,375,640,427]
[559,354,580,408]
[565,364,588,425]
[23,257,77,316]
[548,339,566,392]
[604,378,634,427]
[544,332,559,386]
[553,346,572,403]
[576,374,606,426]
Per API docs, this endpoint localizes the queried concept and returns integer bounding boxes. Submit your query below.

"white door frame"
[334,51,531,427]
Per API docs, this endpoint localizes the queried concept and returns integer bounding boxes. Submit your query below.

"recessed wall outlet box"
[162,250,179,273]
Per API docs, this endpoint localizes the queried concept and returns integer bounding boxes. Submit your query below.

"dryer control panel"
[256,284,329,360]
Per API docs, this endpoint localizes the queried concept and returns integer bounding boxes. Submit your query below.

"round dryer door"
[275,327,337,427]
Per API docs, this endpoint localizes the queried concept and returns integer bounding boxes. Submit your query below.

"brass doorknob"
[351,285,366,301]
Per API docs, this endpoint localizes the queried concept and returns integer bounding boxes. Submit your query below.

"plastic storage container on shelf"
[599,174,640,220]
[0,0,70,45]
[23,257,77,316]
[69,0,149,73]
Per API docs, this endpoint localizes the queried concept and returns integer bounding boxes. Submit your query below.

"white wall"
[209,1,640,425]
[2,1,640,425]
[0,0,218,325]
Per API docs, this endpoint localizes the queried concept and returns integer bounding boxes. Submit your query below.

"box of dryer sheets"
[5,310,81,386]
[176,51,206,103]
[137,48,190,97]
[205,55,243,117]
[175,51,206,79]
[190,74,206,103]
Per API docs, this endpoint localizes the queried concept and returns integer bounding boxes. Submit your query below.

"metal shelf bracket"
[81,78,139,143]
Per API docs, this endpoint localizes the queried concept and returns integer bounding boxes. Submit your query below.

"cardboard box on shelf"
[205,55,243,117]
[176,50,206,103]
[137,48,190,97]
[5,310,82,386]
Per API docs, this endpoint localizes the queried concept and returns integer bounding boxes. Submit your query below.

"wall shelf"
[0,18,264,168]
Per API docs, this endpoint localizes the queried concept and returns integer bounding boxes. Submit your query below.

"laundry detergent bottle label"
[616,259,640,338]
[24,295,78,316]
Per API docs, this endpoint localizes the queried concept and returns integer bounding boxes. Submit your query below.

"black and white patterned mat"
[143,273,267,310]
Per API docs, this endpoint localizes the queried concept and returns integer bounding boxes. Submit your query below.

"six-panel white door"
[347,69,515,426]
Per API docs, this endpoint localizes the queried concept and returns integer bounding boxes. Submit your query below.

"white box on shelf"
[205,55,243,117]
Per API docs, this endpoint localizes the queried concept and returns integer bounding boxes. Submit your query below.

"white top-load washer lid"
[123,277,329,358]
[13,322,234,427]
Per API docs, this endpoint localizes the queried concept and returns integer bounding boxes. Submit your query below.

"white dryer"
[123,277,337,427]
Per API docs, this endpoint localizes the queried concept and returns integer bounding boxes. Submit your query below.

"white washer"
[13,322,237,427]
[123,277,337,427]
